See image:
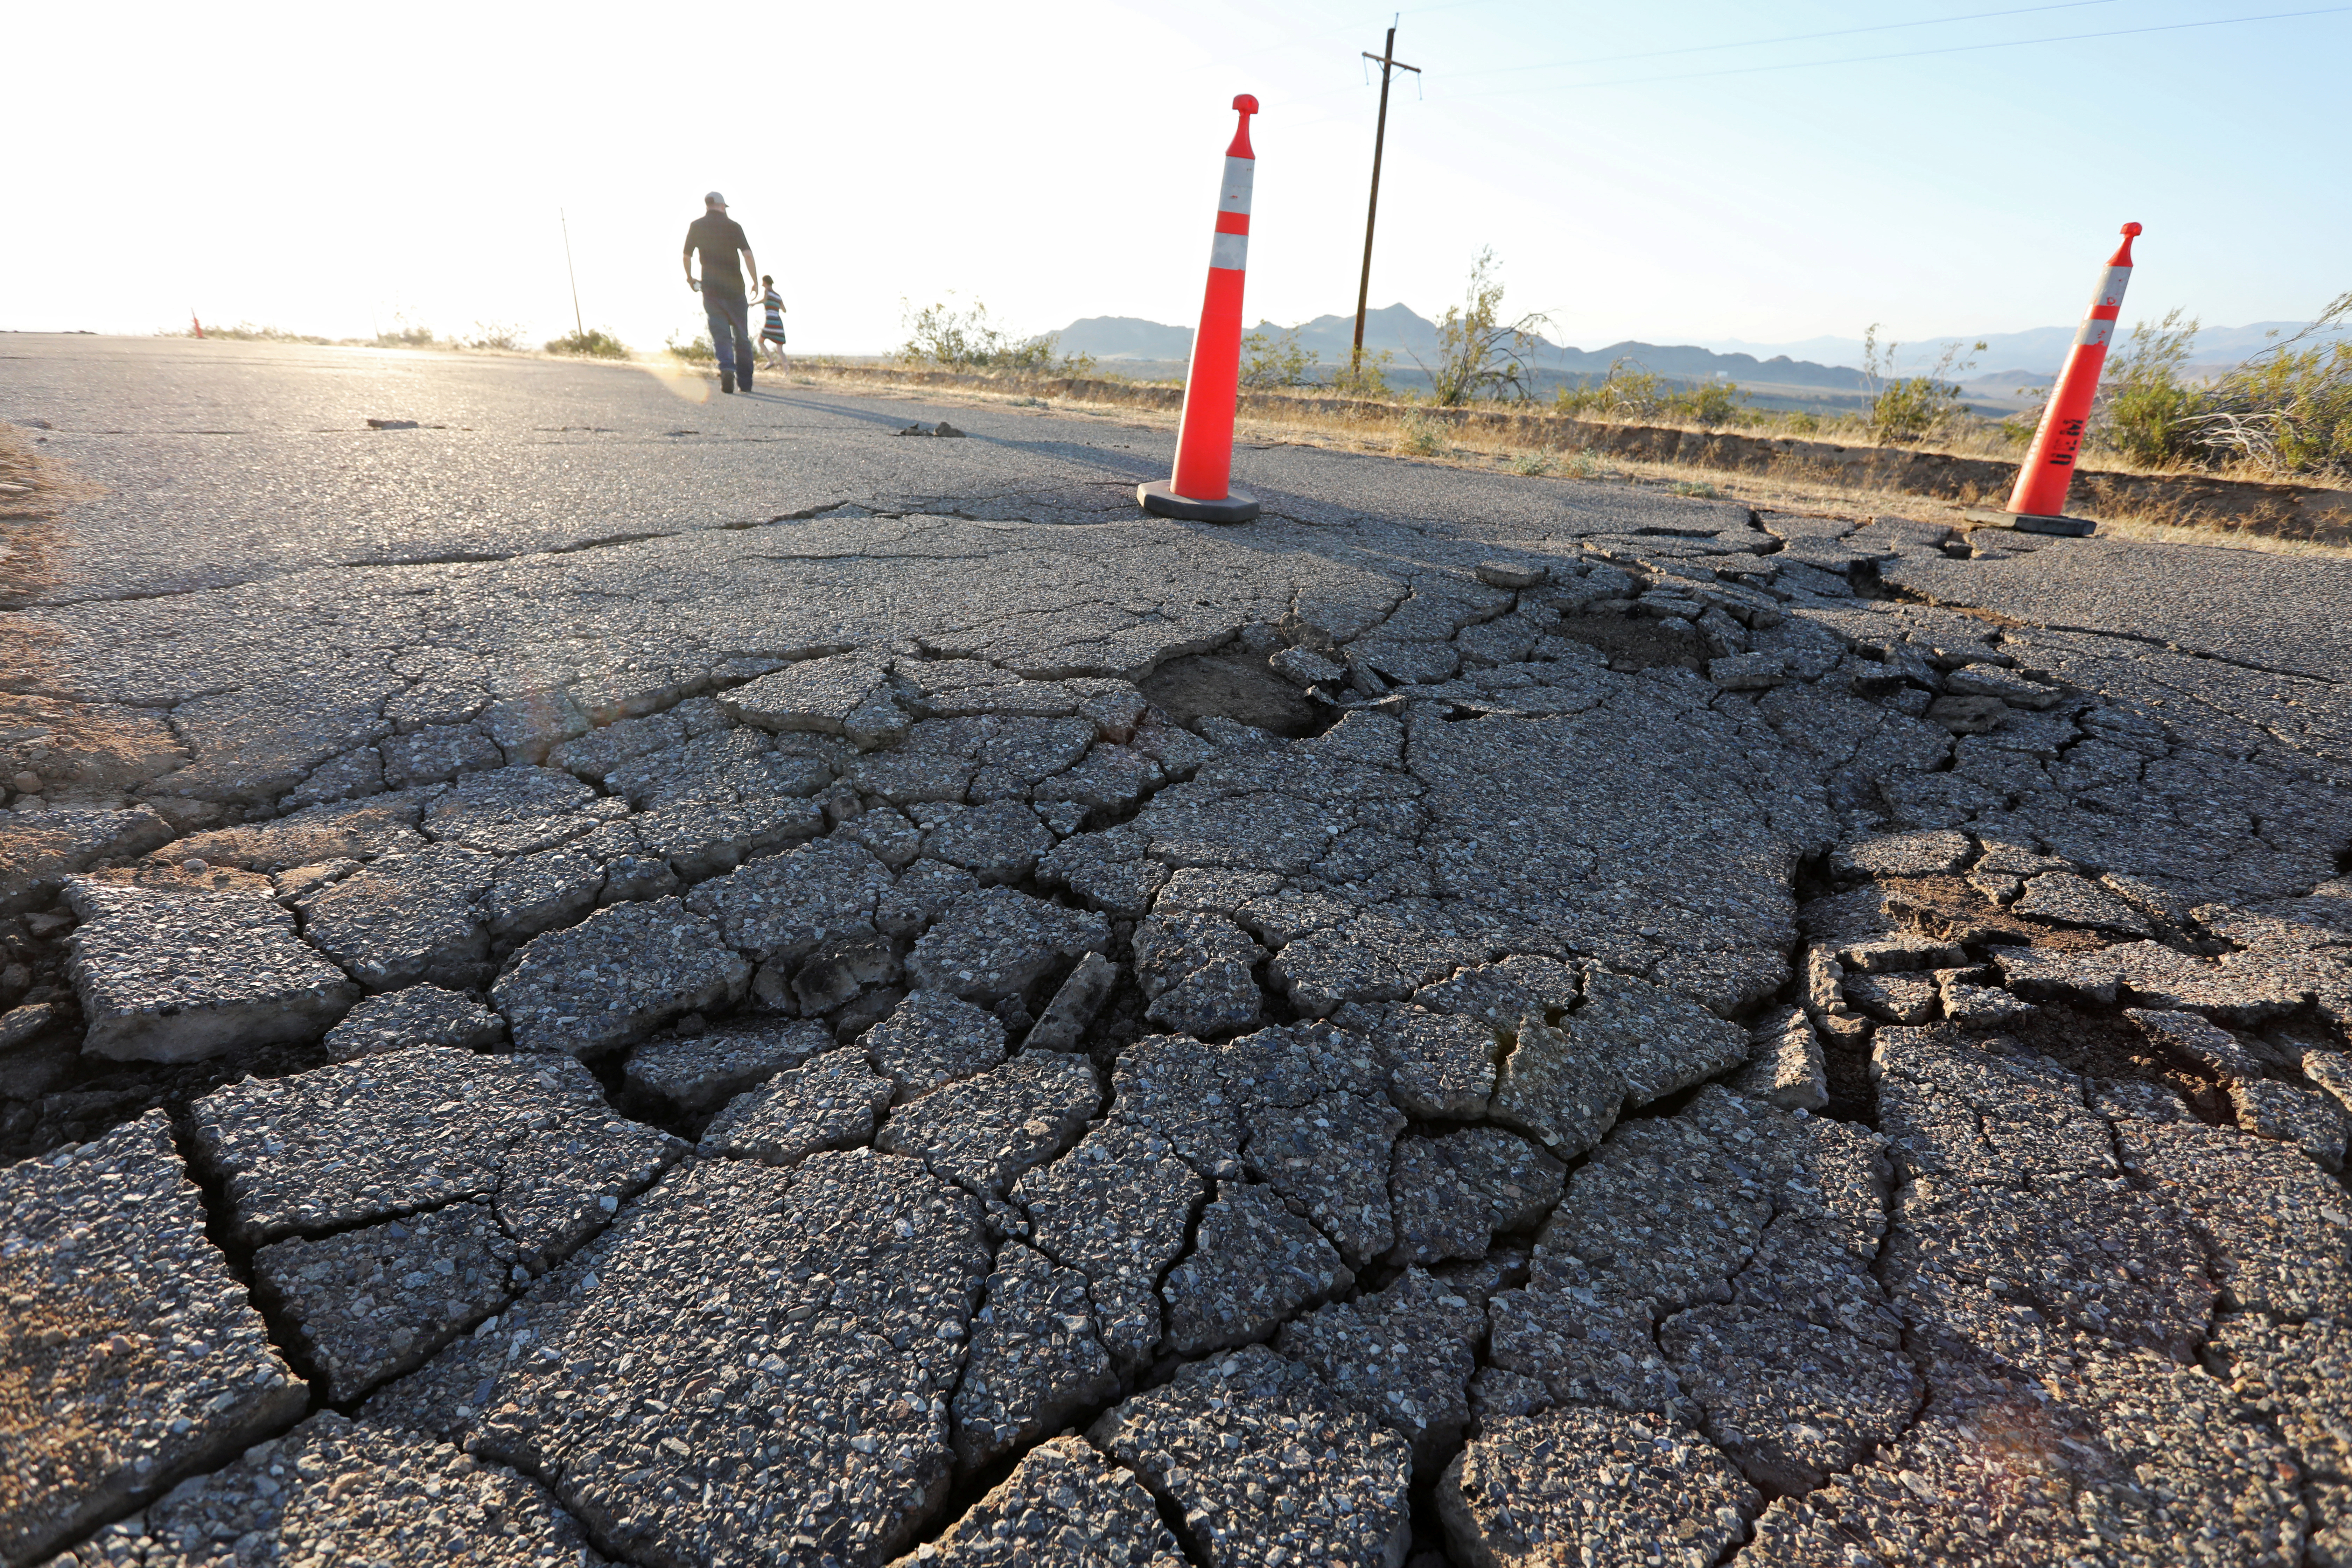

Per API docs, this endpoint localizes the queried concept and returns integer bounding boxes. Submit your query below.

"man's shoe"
[720,370,735,394]
[738,375,753,392]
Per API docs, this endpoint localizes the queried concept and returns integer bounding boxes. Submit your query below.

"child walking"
[758,276,788,373]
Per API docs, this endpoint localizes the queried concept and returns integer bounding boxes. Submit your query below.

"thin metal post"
[1352,22,1418,378]
[561,208,584,338]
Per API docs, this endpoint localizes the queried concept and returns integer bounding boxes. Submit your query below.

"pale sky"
[6,0,2345,358]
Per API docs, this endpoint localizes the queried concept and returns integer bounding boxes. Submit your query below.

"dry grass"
[808,370,2352,561]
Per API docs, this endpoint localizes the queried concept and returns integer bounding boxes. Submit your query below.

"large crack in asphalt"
[13,489,2352,1564]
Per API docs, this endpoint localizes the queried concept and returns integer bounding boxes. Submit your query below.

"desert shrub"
[1394,409,1448,456]
[1667,380,1746,427]
[1862,325,1984,442]
[1556,360,1665,421]
[899,295,1091,376]
[1421,248,1552,406]
[666,333,716,363]
[374,320,438,348]
[1333,348,1395,400]
[546,328,630,359]
[464,322,529,351]
[2177,293,2352,479]
[1241,327,1318,389]
[1668,479,1720,499]
[176,322,330,343]
[2092,309,2202,467]
[1509,451,1554,476]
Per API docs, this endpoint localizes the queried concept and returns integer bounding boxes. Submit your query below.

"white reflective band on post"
[2087,264,2133,311]
[1217,156,1256,215]
[2074,319,2116,349]
[1210,231,1249,271]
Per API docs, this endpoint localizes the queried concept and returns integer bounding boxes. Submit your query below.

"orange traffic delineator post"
[2000,222,2142,537]
[1140,94,1262,525]
[191,312,205,340]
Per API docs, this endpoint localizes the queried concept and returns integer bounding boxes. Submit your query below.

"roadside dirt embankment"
[821,365,2352,547]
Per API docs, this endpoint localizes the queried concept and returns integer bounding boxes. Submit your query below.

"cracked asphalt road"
[4,335,2352,1568]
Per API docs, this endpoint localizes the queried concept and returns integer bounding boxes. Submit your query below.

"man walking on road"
[683,192,759,394]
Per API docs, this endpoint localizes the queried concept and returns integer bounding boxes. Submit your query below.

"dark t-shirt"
[685,212,749,301]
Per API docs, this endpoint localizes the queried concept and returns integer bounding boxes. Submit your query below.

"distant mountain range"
[1055,308,2347,387]
[1056,307,1871,393]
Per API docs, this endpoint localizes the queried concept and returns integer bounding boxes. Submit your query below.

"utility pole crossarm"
[1351,22,1419,378]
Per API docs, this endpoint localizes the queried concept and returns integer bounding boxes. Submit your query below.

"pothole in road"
[1547,612,1707,674]
[1139,654,1332,739]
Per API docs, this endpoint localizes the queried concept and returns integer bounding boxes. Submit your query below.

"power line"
[1450,6,2352,94]
[1446,0,2120,80]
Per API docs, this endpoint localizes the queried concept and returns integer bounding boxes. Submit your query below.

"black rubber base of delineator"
[1960,507,2098,537]
[1138,481,1260,524]
[2010,512,2098,537]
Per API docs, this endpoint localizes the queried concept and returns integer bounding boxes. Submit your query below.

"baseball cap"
[704,190,727,207]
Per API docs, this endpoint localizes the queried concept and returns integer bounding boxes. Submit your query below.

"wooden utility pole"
[1351,20,1419,378]
[561,208,584,338]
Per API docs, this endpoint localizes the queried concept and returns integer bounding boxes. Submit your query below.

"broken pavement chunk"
[62,1412,600,1568]
[2121,1118,2352,1318]
[1829,829,1974,885]
[1024,949,1117,1050]
[385,1150,988,1568]
[189,1045,680,1254]
[1160,1180,1353,1355]
[252,1199,520,1401]
[2014,870,2152,935]
[1733,1005,1826,1111]
[875,1049,1099,1196]
[2,805,178,914]
[893,1433,1184,1568]
[65,880,357,1062]
[683,836,896,965]
[2230,1076,2350,1171]
[420,765,603,854]
[719,651,889,734]
[624,1016,834,1111]
[2126,1005,2269,1081]
[1088,1343,1412,1568]
[0,1112,306,1566]
[1242,1088,1404,1267]
[1388,1127,1566,1265]
[633,795,826,880]
[905,885,1110,1002]
[862,988,1006,1101]
[1438,1406,1758,1568]
[948,1242,1118,1472]
[698,1044,894,1166]
[484,845,603,941]
[492,894,750,1055]
[1572,967,1752,1105]
[1035,824,1166,918]
[1369,1005,1503,1118]
[1661,1302,1921,1494]
[1275,1266,1489,1477]
[790,932,903,1014]
[158,794,423,874]
[1133,910,1266,1038]
[1013,1120,1204,1372]
[919,800,1055,884]
[322,981,504,1061]
[297,843,498,993]
[1488,1013,1622,1158]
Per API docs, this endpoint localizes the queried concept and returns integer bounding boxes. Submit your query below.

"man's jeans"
[704,293,753,387]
